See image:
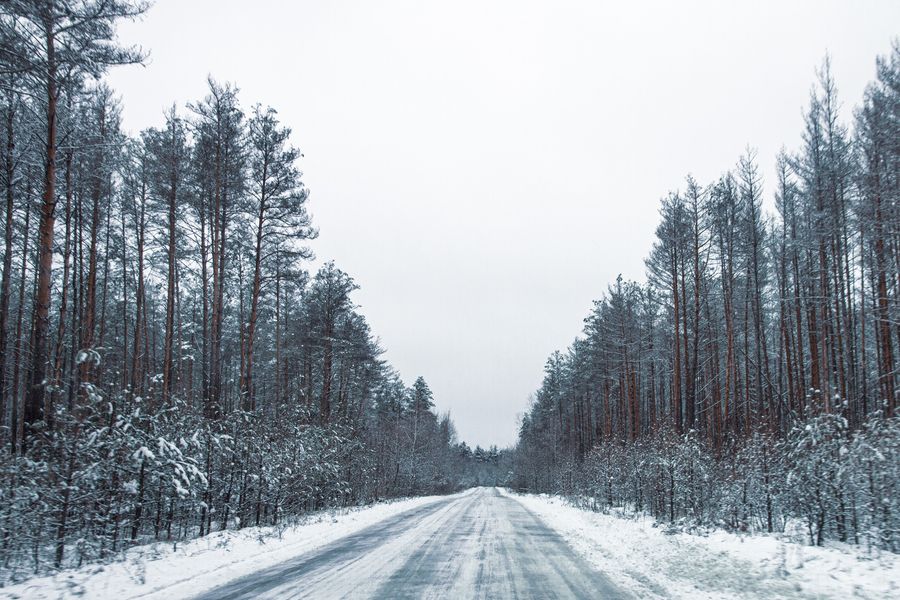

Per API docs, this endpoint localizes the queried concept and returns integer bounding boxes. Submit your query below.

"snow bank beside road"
[503,489,900,599]
[0,493,457,600]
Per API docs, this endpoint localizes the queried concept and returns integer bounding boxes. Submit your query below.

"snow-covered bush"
[535,414,900,551]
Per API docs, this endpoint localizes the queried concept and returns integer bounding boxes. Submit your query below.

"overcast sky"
[106,0,899,448]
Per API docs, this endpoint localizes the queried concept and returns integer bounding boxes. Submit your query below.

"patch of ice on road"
[501,489,900,600]
[0,493,458,600]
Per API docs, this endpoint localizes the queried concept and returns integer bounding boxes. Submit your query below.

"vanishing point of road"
[193,487,627,599]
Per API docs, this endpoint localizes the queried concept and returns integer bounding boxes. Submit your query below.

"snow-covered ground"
[8,487,897,599]
[0,493,457,600]
[502,489,900,599]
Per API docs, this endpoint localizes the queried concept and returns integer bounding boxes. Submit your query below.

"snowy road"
[192,487,627,599]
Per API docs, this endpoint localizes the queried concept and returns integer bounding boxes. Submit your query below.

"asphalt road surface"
[193,487,627,599]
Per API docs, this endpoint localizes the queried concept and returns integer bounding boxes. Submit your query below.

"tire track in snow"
[193,487,627,599]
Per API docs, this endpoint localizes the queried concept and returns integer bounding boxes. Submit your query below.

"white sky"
[107,0,900,448]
